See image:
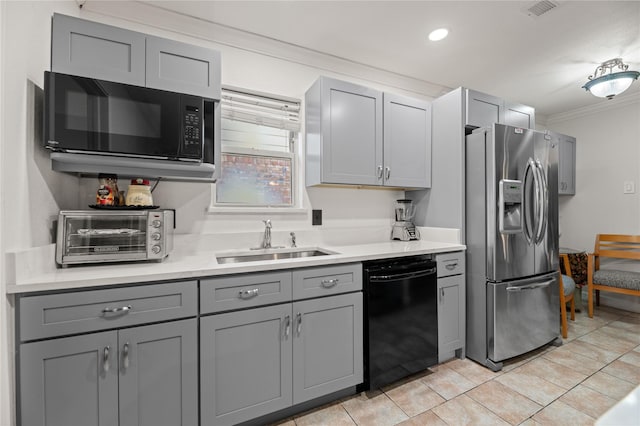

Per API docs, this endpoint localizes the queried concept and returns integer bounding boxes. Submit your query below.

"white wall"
[547,96,640,251]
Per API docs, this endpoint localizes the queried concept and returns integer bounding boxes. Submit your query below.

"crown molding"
[547,91,640,124]
[80,1,450,100]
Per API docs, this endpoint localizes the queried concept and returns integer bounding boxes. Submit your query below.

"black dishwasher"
[362,255,438,390]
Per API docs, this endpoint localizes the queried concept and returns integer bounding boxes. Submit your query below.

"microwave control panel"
[181,101,203,158]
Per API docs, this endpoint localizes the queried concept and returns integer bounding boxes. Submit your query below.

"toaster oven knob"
[152,220,162,228]
[152,245,162,254]
[151,232,161,241]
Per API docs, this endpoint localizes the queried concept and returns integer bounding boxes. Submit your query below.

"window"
[214,86,301,208]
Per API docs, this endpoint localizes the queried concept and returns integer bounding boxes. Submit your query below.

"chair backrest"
[594,234,640,269]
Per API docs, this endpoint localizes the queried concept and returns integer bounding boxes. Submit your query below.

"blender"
[391,199,420,241]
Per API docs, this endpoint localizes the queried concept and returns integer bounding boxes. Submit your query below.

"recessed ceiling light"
[428,28,449,41]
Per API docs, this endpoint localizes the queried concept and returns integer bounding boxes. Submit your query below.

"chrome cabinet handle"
[377,165,383,179]
[284,315,291,338]
[296,312,302,336]
[439,288,444,303]
[445,262,458,270]
[385,166,391,180]
[239,288,259,299]
[122,342,130,370]
[103,346,110,373]
[102,305,132,314]
[321,278,339,288]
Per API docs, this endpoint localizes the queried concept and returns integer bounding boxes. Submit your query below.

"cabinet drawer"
[200,271,292,314]
[18,281,198,341]
[436,252,465,277]
[292,263,362,299]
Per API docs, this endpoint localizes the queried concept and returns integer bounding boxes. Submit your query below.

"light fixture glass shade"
[582,59,640,100]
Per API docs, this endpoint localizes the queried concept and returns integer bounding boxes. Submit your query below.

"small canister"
[96,173,120,206]
[125,178,154,206]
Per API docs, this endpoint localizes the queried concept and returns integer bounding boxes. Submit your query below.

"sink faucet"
[290,232,297,248]
[262,220,272,249]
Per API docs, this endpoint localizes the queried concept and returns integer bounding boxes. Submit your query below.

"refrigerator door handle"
[522,158,536,245]
[533,160,549,245]
[505,279,553,291]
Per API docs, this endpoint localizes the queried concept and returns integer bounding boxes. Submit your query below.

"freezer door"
[487,272,559,362]
[487,124,536,281]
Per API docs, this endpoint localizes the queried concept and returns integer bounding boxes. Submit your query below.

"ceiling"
[143,0,640,117]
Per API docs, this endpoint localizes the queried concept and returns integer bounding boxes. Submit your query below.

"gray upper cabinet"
[306,76,383,186]
[306,76,431,189]
[146,36,221,98]
[51,14,220,98]
[466,89,535,129]
[383,93,432,188]
[51,13,146,86]
[20,331,119,426]
[292,293,363,404]
[558,135,576,195]
[200,304,293,426]
[504,102,535,129]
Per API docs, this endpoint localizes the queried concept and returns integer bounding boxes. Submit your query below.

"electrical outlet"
[624,181,635,194]
[312,209,322,226]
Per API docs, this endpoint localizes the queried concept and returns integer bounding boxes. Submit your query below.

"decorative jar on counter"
[125,178,154,206]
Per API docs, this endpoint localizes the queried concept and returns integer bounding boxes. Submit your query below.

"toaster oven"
[56,210,174,266]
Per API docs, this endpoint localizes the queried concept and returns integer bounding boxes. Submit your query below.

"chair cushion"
[593,269,640,291]
[562,275,575,296]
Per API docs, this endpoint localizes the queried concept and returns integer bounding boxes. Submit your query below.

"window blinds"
[221,86,301,132]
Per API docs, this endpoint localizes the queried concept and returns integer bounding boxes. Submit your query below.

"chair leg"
[560,297,568,339]
[596,289,600,306]
[569,298,575,321]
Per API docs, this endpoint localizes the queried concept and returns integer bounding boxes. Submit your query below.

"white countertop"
[6,227,465,294]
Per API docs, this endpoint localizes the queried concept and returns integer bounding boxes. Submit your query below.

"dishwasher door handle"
[369,267,437,282]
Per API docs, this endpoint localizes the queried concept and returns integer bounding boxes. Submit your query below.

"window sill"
[206,205,308,215]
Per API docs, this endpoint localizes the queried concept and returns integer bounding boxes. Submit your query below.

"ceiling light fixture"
[582,58,639,100]
[428,28,449,41]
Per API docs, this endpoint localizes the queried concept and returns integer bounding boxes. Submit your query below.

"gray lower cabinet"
[436,252,466,363]
[51,13,221,98]
[200,266,363,426]
[19,319,197,426]
[17,281,198,426]
[558,135,576,195]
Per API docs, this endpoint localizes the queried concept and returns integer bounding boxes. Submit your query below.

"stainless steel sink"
[216,248,336,264]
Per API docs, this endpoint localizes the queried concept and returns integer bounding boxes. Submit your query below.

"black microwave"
[44,71,215,164]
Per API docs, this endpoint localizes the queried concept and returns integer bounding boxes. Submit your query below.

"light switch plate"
[624,181,635,194]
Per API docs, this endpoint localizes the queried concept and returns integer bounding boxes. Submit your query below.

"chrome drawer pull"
[122,342,130,370]
[103,346,110,373]
[321,278,339,288]
[239,288,260,299]
[296,312,302,336]
[102,305,131,314]
[445,263,458,270]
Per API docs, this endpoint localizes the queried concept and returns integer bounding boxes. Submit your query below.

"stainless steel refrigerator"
[465,123,561,371]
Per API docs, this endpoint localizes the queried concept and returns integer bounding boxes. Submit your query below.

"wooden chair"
[559,253,575,339]
[587,234,640,318]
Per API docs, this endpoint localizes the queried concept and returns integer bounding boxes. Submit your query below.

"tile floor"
[272,305,640,426]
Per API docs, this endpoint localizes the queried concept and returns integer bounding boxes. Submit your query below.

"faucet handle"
[290,232,297,248]
[263,219,272,228]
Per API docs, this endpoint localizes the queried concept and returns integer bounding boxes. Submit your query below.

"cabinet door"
[383,93,432,188]
[19,331,118,426]
[51,13,146,86]
[558,136,576,195]
[437,275,465,363]
[292,293,363,404]
[504,102,535,129]
[200,304,293,426]
[320,77,383,185]
[146,36,221,98]
[465,89,503,129]
[119,319,197,426]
